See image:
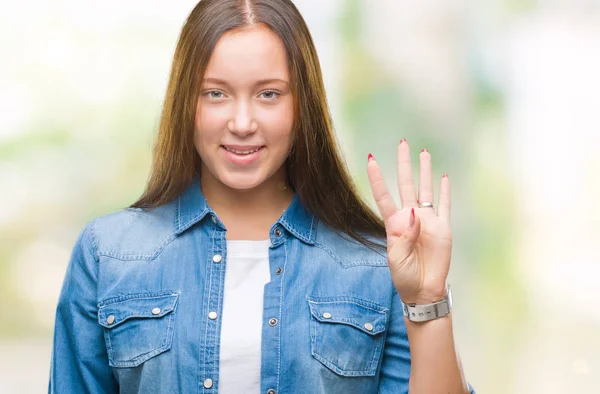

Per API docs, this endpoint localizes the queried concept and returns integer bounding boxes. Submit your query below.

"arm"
[367,143,474,394]
[377,289,474,394]
[49,221,118,394]
[404,303,470,393]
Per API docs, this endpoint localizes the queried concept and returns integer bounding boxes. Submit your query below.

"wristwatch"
[402,286,452,322]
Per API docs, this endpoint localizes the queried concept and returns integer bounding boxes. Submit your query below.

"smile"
[221,145,264,155]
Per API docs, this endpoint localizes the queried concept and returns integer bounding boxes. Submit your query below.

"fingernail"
[442,173,448,178]
[368,153,374,161]
[400,138,406,144]
[409,208,415,227]
[421,148,428,153]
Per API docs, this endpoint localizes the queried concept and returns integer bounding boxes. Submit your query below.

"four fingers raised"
[367,140,450,223]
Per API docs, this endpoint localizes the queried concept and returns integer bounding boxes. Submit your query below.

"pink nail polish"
[400,138,406,144]
[368,153,374,161]
[442,173,448,178]
[421,148,428,153]
[409,208,415,227]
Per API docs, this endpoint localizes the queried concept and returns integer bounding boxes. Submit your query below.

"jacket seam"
[96,233,178,261]
[313,240,388,268]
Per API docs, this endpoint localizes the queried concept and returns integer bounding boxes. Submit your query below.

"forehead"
[204,24,289,83]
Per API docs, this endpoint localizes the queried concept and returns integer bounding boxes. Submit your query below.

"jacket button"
[267,390,276,394]
[208,311,218,320]
[364,322,374,331]
[203,378,213,388]
[151,308,161,315]
[213,254,222,263]
[269,318,278,326]
[106,315,115,325]
[322,312,332,319]
[274,228,282,237]
[275,267,283,275]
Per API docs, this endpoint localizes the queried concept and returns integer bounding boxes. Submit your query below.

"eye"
[205,90,225,100]
[260,90,280,100]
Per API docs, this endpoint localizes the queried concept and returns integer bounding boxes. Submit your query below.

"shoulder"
[90,200,178,260]
[313,221,388,268]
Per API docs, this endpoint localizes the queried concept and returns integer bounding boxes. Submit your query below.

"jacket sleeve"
[377,288,476,394]
[377,287,412,393]
[49,221,118,393]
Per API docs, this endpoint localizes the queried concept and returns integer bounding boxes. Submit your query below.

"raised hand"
[366,139,452,305]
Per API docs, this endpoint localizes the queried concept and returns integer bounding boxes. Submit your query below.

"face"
[194,24,294,191]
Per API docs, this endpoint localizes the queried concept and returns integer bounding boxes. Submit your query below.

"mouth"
[220,145,265,165]
[221,145,264,155]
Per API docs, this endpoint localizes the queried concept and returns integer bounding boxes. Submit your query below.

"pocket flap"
[98,292,179,329]
[307,297,388,335]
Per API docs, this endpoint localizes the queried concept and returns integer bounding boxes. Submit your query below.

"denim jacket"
[49,177,473,394]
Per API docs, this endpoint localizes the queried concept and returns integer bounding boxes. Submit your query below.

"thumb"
[388,208,420,263]
[402,208,421,244]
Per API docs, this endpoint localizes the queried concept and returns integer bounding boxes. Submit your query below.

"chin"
[218,172,267,191]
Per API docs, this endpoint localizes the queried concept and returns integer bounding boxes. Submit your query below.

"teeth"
[225,147,261,155]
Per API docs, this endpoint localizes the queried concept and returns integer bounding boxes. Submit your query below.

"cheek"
[260,102,294,147]
[194,103,225,150]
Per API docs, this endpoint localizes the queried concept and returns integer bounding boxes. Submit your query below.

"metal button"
[212,254,222,263]
[208,311,218,320]
[274,228,282,237]
[267,390,276,394]
[106,315,115,325]
[211,216,217,224]
[203,378,213,388]
[151,307,161,315]
[269,318,278,326]
[275,267,283,275]
[322,312,332,319]
[364,322,374,331]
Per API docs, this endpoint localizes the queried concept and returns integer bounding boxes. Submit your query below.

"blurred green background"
[1,1,599,392]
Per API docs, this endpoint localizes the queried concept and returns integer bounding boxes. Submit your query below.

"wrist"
[400,285,448,305]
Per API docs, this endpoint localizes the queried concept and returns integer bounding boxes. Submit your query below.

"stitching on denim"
[111,342,171,367]
[313,240,388,268]
[279,215,312,244]
[104,305,177,368]
[97,232,178,261]
[178,210,207,234]
[307,297,389,314]
[274,240,288,393]
[176,196,182,231]
[308,214,316,241]
[309,315,385,335]
[213,230,225,390]
[202,224,217,390]
[368,333,383,369]
[98,291,179,308]
[312,348,376,377]
[88,219,100,263]
[104,328,114,365]
[165,303,176,349]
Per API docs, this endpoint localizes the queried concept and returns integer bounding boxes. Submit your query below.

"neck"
[200,167,294,240]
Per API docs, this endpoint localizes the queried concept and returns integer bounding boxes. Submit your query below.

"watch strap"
[402,286,452,322]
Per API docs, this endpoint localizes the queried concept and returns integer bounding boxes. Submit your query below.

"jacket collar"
[175,176,317,244]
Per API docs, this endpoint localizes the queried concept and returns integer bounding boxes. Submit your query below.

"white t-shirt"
[218,239,271,394]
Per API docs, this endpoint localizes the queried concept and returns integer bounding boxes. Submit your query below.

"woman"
[49,0,474,393]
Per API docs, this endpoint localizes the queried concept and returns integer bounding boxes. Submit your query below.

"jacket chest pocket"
[307,296,389,377]
[97,292,179,367]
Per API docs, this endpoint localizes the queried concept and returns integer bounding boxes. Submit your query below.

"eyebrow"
[202,77,289,87]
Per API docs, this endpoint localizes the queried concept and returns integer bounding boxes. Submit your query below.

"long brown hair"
[132,0,386,250]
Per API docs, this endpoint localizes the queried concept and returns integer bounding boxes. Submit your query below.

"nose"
[227,100,258,136]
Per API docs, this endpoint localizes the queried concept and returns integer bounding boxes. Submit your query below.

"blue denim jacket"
[50,178,473,393]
